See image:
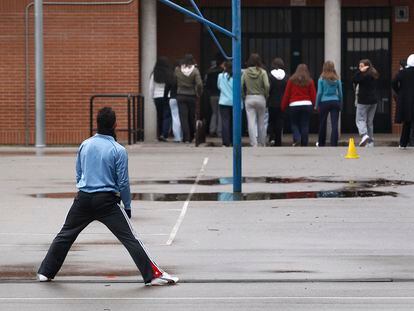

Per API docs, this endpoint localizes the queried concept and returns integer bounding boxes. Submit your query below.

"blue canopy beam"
[188,0,231,60]
[158,0,234,38]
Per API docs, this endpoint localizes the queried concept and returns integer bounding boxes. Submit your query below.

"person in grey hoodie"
[267,58,288,146]
[175,54,203,143]
[242,53,270,147]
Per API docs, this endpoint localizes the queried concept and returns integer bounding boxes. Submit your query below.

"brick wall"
[0,0,139,145]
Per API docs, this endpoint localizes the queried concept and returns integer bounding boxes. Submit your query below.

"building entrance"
[202,7,324,134]
[341,7,392,133]
[201,6,392,135]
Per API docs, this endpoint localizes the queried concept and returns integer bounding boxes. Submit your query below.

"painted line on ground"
[1,296,414,301]
[166,157,209,246]
[0,233,167,236]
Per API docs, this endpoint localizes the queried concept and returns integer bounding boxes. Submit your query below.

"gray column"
[325,0,341,140]
[35,0,45,147]
[325,0,341,76]
[141,0,157,141]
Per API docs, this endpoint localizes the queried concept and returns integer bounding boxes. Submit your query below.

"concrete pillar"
[141,0,157,141]
[324,0,341,140]
[325,0,341,76]
[35,0,45,147]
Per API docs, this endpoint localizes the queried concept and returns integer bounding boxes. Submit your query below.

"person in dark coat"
[205,53,225,137]
[392,54,414,148]
[267,58,288,146]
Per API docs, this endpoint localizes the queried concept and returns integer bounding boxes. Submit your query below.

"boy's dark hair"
[97,107,116,138]
[182,54,196,66]
[271,58,284,70]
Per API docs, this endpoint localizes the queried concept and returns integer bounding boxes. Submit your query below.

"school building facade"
[0,0,413,145]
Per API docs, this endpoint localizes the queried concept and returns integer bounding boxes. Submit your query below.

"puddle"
[133,190,397,201]
[31,177,409,202]
[131,177,414,187]
[31,190,397,201]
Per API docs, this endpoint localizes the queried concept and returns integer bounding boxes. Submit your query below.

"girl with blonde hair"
[315,61,343,146]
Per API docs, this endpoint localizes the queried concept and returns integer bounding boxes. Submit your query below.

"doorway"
[341,7,392,133]
[201,7,324,133]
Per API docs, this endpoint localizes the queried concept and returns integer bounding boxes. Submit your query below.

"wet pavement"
[31,190,398,201]
[1,145,414,310]
[31,177,409,201]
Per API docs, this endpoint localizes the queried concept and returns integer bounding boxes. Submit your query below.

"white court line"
[166,157,209,246]
[1,296,414,301]
[0,233,167,236]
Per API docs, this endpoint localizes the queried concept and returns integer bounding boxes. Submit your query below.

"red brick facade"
[0,0,139,145]
[0,0,413,144]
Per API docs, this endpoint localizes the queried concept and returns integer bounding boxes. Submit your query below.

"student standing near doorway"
[175,54,203,144]
[353,59,379,147]
[217,60,234,147]
[242,53,270,147]
[150,57,173,142]
[267,58,288,146]
[281,64,316,146]
[165,60,182,143]
[392,54,414,149]
[205,53,224,137]
[315,61,343,147]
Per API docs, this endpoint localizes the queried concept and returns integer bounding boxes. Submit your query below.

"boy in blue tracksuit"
[37,107,178,286]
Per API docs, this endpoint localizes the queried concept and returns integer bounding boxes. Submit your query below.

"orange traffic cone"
[345,138,359,159]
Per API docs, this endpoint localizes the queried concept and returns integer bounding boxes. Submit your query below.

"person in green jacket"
[242,53,270,147]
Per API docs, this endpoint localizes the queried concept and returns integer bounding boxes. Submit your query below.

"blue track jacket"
[76,134,131,210]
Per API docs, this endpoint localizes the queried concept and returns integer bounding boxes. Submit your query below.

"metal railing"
[89,94,144,145]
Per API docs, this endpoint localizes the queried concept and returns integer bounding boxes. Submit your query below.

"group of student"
[151,52,414,148]
[209,52,344,148]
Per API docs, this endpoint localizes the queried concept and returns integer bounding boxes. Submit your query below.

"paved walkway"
[0,144,413,310]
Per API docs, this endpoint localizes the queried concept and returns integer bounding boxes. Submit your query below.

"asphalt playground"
[1,138,414,310]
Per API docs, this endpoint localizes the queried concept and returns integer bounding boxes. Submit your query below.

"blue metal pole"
[232,0,242,193]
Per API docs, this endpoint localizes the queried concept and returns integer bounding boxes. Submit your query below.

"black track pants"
[38,191,161,283]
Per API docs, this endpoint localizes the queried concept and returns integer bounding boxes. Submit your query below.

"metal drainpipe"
[24,0,135,146]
